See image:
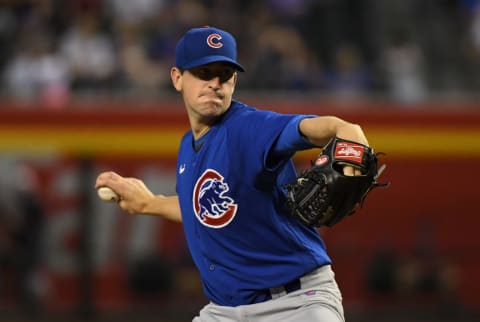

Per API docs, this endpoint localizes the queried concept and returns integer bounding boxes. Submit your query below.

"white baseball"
[97,186,120,202]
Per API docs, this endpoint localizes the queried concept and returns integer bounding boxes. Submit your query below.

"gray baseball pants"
[193,265,345,322]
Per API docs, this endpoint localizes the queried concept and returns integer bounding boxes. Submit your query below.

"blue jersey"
[176,100,331,306]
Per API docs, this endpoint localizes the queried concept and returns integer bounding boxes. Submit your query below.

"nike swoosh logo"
[179,164,186,174]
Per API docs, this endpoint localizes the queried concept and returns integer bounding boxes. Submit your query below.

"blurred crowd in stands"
[0,0,480,105]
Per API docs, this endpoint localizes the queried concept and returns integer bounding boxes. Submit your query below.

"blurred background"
[0,0,479,321]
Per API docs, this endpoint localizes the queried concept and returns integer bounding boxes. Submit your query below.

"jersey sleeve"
[225,104,315,173]
[271,115,317,157]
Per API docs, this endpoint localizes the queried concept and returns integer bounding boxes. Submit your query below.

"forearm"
[95,171,182,223]
[299,116,369,147]
[142,195,182,222]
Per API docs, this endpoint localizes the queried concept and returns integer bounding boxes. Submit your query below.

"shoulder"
[226,100,283,122]
[221,101,299,143]
[179,130,193,144]
[224,101,304,131]
[227,100,256,117]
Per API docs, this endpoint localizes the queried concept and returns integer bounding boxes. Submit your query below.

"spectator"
[460,0,480,89]
[115,23,170,93]
[382,30,427,103]
[458,0,480,52]
[249,22,323,90]
[323,43,372,98]
[471,6,480,52]
[0,8,17,76]
[3,30,70,107]
[59,11,118,91]
[106,0,167,28]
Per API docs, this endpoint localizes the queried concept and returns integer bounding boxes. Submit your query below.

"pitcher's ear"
[171,67,183,91]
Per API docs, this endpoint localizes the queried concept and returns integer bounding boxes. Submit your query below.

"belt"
[252,265,330,304]
[268,278,302,300]
[251,278,301,304]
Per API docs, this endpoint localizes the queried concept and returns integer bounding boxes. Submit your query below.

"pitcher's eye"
[193,68,212,80]
[189,66,235,82]
[219,68,235,82]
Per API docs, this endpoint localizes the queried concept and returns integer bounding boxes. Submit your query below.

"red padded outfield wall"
[0,99,479,312]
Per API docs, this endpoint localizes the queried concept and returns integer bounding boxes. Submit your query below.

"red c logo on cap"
[207,33,223,48]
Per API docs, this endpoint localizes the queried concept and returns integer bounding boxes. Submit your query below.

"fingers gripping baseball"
[95,171,155,214]
[97,186,120,202]
[342,165,362,176]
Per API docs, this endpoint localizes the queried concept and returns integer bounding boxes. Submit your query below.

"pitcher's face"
[171,62,238,120]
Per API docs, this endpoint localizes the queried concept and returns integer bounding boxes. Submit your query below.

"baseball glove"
[284,137,388,227]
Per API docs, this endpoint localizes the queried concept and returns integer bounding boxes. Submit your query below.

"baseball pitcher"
[96,26,386,322]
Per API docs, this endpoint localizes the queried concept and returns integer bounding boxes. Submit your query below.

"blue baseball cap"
[175,26,245,72]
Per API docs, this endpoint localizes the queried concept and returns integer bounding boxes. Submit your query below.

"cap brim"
[181,55,245,72]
